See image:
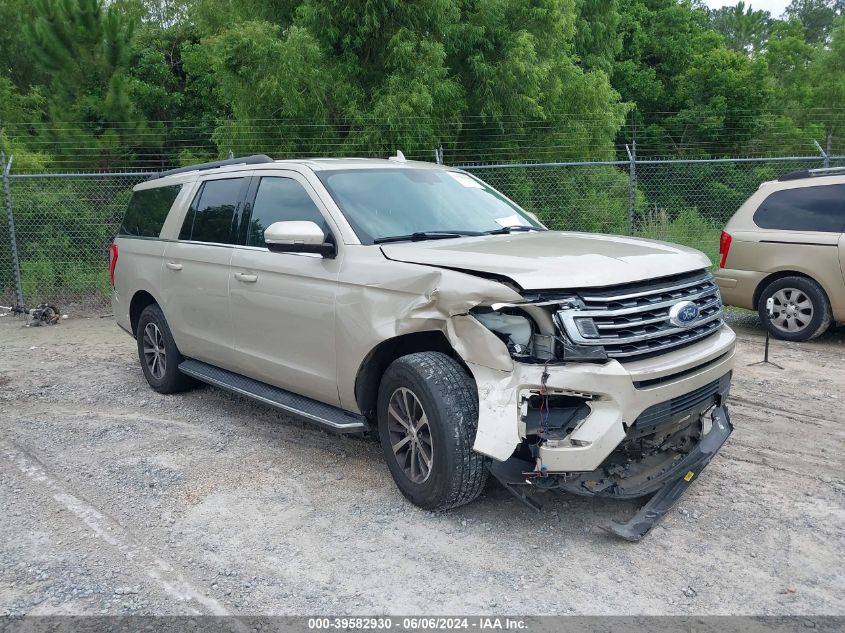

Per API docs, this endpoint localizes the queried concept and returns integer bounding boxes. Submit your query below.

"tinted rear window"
[179,178,246,244]
[753,185,845,233]
[119,185,182,238]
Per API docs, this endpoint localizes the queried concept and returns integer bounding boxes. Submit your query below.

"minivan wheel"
[377,352,488,511]
[136,304,194,393]
[758,276,832,342]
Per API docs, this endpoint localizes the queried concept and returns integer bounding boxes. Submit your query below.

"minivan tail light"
[718,231,732,268]
[108,243,118,288]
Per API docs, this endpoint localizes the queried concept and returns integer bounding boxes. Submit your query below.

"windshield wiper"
[485,225,541,235]
[373,231,484,244]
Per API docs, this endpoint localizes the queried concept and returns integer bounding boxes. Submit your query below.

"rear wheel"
[136,304,194,393]
[377,352,488,511]
[758,276,832,342]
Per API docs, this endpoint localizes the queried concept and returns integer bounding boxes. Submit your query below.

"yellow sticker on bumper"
[684,471,695,482]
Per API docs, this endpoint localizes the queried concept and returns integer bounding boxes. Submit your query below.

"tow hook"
[602,405,733,542]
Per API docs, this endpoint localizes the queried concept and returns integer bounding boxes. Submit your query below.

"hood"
[380,231,712,290]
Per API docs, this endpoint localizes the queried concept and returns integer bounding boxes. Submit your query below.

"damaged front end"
[490,374,732,541]
[465,270,736,541]
[339,253,735,541]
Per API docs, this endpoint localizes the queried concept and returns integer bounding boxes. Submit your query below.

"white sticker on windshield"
[447,172,484,188]
[494,214,530,228]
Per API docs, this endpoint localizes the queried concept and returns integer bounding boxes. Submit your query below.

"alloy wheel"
[387,387,434,484]
[142,322,167,379]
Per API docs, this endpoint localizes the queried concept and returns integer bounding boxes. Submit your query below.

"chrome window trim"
[233,245,323,258]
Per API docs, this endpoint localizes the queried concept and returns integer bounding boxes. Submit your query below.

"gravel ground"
[0,312,843,616]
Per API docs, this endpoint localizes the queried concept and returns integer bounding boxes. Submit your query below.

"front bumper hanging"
[489,404,733,542]
[603,405,732,541]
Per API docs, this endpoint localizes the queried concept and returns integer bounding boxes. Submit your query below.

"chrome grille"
[556,270,724,361]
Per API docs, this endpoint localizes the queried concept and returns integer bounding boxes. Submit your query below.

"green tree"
[665,43,773,155]
[613,1,778,157]
[446,0,627,161]
[194,0,628,162]
[124,11,226,166]
[710,2,771,54]
[766,19,815,112]
[190,0,300,35]
[809,17,845,144]
[25,0,146,168]
[785,0,844,43]
[0,0,43,89]
[574,0,622,74]
[613,0,713,116]
[202,21,349,157]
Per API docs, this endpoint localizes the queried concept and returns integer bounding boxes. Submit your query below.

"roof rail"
[150,154,274,180]
[778,166,845,181]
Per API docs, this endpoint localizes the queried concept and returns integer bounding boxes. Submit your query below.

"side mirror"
[263,221,336,258]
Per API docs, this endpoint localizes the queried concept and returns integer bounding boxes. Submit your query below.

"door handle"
[165,262,183,271]
[234,272,258,283]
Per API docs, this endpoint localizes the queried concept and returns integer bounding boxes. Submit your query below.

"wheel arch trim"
[129,289,164,338]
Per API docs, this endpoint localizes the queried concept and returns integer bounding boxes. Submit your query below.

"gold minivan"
[716,167,845,341]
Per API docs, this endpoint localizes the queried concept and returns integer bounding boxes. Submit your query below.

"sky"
[703,0,792,17]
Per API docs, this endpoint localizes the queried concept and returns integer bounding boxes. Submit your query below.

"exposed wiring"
[538,359,551,442]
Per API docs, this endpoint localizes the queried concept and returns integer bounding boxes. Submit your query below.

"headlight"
[473,302,608,364]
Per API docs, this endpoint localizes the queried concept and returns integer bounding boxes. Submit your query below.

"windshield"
[317,168,545,244]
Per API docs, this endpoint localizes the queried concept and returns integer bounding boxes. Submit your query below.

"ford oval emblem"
[669,300,700,328]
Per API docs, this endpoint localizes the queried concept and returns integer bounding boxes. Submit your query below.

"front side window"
[119,185,182,238]
[180,178,245,243]
[753,185,845,233]
[317,168,544,244]
[245,177,328,247]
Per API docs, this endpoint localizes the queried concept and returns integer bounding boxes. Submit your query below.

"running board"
[178,359,369,434]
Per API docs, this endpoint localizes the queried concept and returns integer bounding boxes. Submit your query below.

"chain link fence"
[2,155,843,313]
[0,171,152,312]
[463,155,844,266]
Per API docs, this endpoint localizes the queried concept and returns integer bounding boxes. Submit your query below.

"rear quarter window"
[753,184,845,233]
[119,185,182,238]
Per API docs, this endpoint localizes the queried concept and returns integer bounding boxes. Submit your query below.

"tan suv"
[110,154,736,541]
[716,167,845,341]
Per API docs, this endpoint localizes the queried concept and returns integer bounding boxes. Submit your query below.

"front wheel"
[758,276,832,342]
[377,352,488,511]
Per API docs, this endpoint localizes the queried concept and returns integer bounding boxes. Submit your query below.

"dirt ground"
[0,312,843,617]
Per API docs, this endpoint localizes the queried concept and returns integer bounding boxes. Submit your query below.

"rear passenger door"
[160,175,250,367]
[229,172,341,405]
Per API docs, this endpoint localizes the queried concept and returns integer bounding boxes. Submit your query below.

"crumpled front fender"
[335,251,521,413]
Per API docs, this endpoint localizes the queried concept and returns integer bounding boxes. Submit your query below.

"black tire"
[377,352,488,511]
[136,304,194,394]
[757,276,832,342]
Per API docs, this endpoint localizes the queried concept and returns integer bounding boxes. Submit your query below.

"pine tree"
[26,0,147,168]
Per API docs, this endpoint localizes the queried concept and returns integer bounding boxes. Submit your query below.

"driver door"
[229,172,341,405]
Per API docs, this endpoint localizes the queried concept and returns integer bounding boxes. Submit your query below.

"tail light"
[718,231,732,268]
[108,243,118,288]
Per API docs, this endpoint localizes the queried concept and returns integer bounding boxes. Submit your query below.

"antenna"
[388,150,407,163]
